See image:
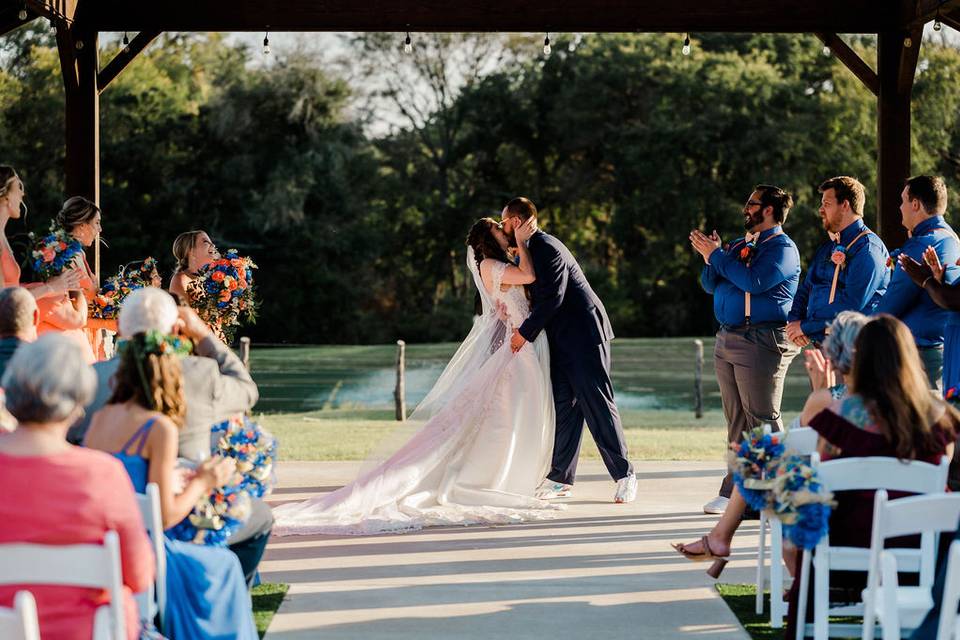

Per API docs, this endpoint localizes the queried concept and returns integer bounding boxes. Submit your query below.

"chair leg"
[796,549,812,640]
[757,512,768,615]
[880,553,902,640]
[771,519,784,628]
[813,544,829,640]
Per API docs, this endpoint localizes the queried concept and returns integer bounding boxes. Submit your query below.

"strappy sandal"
[670,536,730,579]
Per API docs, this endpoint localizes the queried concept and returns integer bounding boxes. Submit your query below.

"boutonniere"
[887,249,901,270]
[830,246,847,269]
[738,233,758,264]
[945,386,960,405]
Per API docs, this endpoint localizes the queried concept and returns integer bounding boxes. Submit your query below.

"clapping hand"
[803,348,835,391]
[898,254,934,288]
[689,229,721,264]
[923,246,945,283]
[47,268,84,294]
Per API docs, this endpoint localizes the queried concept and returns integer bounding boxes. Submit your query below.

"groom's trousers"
[548,340,632,485]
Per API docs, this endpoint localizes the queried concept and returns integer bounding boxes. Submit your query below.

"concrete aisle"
[261,460,758,639]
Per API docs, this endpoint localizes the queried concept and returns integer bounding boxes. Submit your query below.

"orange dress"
[36,254,97,364]
[0,242,20,288]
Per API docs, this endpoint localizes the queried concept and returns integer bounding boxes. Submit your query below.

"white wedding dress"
[273,250,560,535]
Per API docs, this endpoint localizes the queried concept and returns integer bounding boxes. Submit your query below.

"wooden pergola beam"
[940,8,960,30]
[97,29,160,93]
[910,0,960,26]
[815,33,879,96]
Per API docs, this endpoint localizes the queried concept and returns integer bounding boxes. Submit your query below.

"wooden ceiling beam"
[910,0,960,26]
[80,0,899,33]
[815,33,879,96]
[97,29,160,93]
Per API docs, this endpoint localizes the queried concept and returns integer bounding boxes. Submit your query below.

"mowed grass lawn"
[249,338,811,462]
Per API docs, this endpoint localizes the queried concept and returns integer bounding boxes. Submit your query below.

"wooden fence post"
[694,339,703,419]
[240,336,251,370]
[395,340,406,421]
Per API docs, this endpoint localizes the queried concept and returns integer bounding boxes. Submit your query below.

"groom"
[503,197,637,504]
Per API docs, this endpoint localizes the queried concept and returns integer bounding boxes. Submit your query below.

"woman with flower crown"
[83,288,257,639]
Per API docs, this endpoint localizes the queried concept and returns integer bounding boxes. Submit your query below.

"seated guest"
[786,176,889,348]
[82,317,257,639]
[785,314,957,637]
[0,286,39,378]
[69,288,267,585]
[873,176,960,389]
[671,311,869,575]
[0,334,154,640]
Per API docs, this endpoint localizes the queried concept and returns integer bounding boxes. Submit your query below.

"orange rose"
[41,247,55,263]
[212,271,225,282]
[219,290,232,302]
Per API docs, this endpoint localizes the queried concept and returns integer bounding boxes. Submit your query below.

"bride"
[273,216,560,535]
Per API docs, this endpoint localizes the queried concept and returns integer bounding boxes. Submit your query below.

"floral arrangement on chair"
[730,425,835,549]
[167,414,277,546]
[192,249,258,343]
[30,223,84,281]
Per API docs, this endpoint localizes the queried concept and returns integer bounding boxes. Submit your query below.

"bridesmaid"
[0,166,82,298]
[35,196,106,363]
[169,230,226,341]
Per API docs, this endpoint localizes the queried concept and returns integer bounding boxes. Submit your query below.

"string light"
[543,33,551,55]
[122,32,129,46]
[822,45,831,56]
[681,33,691,56]
[17,3,27,21]
[934,11,943,31]
[903,35,913,48]
[403,32,412,53]
[262,29,270,55]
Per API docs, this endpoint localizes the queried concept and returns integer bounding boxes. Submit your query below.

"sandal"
[671,536,730,579]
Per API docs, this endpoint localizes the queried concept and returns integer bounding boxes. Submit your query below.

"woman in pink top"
[0,334,154,640]
[0,166,83,296]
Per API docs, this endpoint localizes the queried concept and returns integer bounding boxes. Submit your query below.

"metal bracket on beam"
[898,26,923,96]
[97,30,161,93]
[815,33,879,96]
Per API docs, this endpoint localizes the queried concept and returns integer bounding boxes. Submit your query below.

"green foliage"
[3,30,960,342]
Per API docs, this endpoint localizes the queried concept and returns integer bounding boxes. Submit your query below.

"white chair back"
[937,540,960,640]
[135,482,166,631]
[0,530,126,640]
[783,426,818,455]
[862,492,960,640]
[796,455,951,640]
[0,591,40,640]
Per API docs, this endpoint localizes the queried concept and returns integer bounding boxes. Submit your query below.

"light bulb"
[17,7,27,20]
[904,36,913,48]
[934,18,942,31]
[122,32,129,46]
[682,34,691,56]
[404,32,412,53]
[262,37,270,55]
[822,45,831,56]
[543,34,551,55]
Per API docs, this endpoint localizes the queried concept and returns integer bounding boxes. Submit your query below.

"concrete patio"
[261,460,760,639]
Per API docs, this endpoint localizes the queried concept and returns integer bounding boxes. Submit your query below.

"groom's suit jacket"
[67,335,259,462]
[518,230,614,360]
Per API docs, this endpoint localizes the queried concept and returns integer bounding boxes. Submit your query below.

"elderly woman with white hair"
[0,334,154,640]
[671,311,871,577]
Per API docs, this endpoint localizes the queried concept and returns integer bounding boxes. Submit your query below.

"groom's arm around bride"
[502,197,635,503]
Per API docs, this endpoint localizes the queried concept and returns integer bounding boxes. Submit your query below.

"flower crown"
[118,330,193,358]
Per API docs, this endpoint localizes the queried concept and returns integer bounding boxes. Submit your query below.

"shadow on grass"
[717,583,862,640]
[253,583,289,638]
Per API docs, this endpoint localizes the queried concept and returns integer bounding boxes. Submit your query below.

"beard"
[743,209,765,230]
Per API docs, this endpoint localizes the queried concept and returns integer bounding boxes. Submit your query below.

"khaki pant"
[715,325,799,498]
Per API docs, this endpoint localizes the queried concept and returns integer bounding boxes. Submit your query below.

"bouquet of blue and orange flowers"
[89,275,143,320]
[771,455,834,550]
[167,414,277,546]
[728,425,785,511]
[30,223,84,281]
[192,249,257,343]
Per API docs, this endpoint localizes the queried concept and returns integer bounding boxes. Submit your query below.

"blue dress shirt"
[700,226,801,327]
[787,218,890,343]
[873,215,960,347]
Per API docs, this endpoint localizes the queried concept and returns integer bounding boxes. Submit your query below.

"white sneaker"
[614,472,637,504]
[703,496,729,515]
[536,479,573,499]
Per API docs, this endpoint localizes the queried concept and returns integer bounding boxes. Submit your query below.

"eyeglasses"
[745,200,763,208]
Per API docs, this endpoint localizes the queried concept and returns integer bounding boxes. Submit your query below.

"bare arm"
[39,291,88,330]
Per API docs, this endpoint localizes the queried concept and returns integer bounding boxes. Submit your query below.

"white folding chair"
[936,540,960,640]
[862,492,960,640]
[0,530,126,640]
[135,482,166,632]
[0,591,40,640]
[756,426,819,627]
[794,455,950,640]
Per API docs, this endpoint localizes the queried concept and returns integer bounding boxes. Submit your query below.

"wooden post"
[694,339,704,419]
[239,337,251,370]
[394,340,406,421]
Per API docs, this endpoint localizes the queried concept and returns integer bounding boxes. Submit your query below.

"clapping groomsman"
[874,175,960,389]
[690,185,801,514]
[787,176,889,348]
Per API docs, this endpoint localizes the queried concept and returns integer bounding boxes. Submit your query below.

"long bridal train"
[273,253,560,536]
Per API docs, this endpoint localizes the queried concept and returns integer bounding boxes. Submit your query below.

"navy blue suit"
[518,230,632,484]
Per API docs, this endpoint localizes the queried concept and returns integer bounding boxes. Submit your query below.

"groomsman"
[690,185,801,514]
[787,176,890,348]
[874,175,960,389]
